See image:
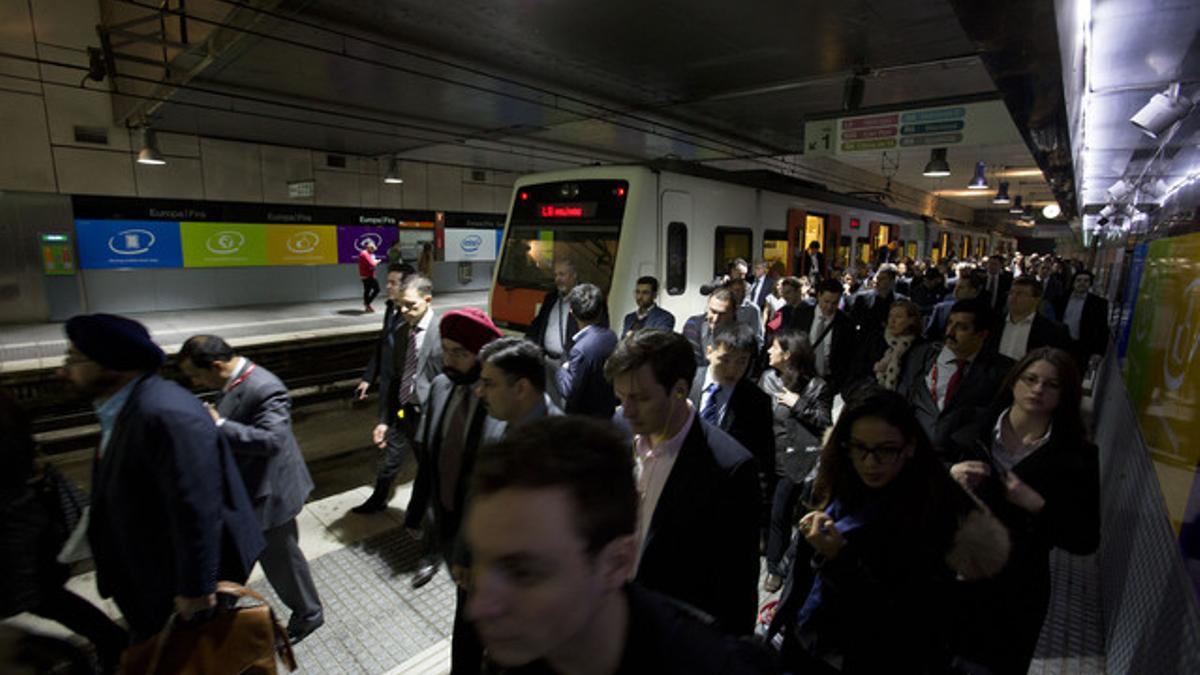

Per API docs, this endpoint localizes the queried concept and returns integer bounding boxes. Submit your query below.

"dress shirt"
[543,294,569,358]
[998,312,1036,360]
[987,273,1001,308]
[94,378,138,458]
[809,311,833,377]
[411,306,434,353]
[634,403,695,568]
[925,345,970,410]
[699,372,732,426]
[991,407,1053,471]
[221,356,249,392]
[1063,293,1087,340]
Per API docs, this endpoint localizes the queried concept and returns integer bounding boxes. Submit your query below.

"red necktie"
[944,359,966,406]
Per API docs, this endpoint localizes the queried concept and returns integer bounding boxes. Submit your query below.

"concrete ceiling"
[98,0,1070,219]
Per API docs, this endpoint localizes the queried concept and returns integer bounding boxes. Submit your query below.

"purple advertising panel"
[337,226,400,264]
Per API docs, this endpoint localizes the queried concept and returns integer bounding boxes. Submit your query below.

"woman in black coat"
[759,330,833,592]
[770,387,1009,674]
[847,299,924,391]
[949,347,1100,674]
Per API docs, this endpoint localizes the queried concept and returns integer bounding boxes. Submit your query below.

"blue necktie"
[701,383,722,425]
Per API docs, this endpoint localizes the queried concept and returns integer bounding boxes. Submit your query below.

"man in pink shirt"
[358,240,381,312]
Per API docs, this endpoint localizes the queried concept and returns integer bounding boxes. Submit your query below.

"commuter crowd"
[0,247,1102,675]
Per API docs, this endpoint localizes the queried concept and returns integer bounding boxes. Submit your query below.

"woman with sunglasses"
[768,386,1009,674]
[760,330,833,593]
[949,347,1099,674]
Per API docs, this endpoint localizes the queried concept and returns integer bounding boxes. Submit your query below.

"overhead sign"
[336,226,401,264]
[803,99,1016,157]
[40,232,76,275]
[76,219,184,269]
[180,222,268,267]
[266,224,338,265]
[444,228,498,262]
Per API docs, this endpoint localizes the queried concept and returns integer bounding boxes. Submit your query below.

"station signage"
[802,99,1015,157]
[180,222,269,267]
[444,228,499,262]
[336,226,401,264]
[265,224,338,265]
[75,219,184,269]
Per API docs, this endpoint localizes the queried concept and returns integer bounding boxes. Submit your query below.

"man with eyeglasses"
[58,314,263,642]
[899,299,1014,460]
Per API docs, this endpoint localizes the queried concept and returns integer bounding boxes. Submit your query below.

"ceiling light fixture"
[1108,179,1132,201]
[383,157,403,184]
[967,161,988,189]
[993,181,1011,205]
[1009,195,1025,214]
[135,126,166,166]
[1042,203,1062,219]
[923,148,951,177]
[1130,83,1195,139]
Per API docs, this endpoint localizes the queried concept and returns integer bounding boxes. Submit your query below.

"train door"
[661,190,692,297]
[763,229,788,275]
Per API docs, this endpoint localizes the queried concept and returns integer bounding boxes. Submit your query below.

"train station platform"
[0,290,490,373]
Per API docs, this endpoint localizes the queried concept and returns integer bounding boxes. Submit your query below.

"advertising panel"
[265,224,338,265]
[75,219,184,269]
[180,221,267,267]
[337,226,401,264]
[1121,232,1200,596]
[444,228,498,262]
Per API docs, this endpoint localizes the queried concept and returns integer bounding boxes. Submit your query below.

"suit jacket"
[681,314,713,366]
[689,373,775,487]
[526,290,610,357]
[982,272,1013,316]
[1053,292,1109,360]
[849,289,907,334]
[748,274,774,309]
[556,325,619,419]
[924,298,956,341]
[215,360,314,530]
[405,374,505,564]
[786,305,857,393]
[985,314,1071,359]
[484,395,565,444]
[799,250,825,278]
[637,418,761,635]
[897,344,1014,459]
[88,374,264,638]
[363,304,442,424]
[622,305,676,336]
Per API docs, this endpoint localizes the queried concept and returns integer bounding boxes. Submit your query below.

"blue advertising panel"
[75,219,184,269]
[1117,242,1148,359]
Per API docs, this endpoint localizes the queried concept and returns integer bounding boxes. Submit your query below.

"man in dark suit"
[799,240,825,282]
[982,255,1013,318]
[406,308,504,675]
[179,335,324,643]
[353,271,442,514]
[1054,270,1110,365]
[475,337,563,435]
[899,299,1014,459]
[747,260,774,310]
[622,275,676,336]
[988,277,1071,362]
[680,286,737,366]
[849,263,907,335]
[526,259,610,363]
[926,268,985,340]
[606,329,761,635]
[61,314,263,641]
[557,283,619,418]
[788,279,857,394]
[689,323,775,540]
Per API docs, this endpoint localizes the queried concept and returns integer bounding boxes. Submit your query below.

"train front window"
[493,179,628,330]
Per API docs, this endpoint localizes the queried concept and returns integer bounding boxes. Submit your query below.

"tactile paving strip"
[250,527,457,674]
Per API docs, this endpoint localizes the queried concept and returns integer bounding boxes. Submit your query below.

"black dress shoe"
[287,614,324,645]
[411,561,439,590]
[350,497,387,514]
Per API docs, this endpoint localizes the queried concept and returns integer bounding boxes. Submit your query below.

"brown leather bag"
[120,582,298,675]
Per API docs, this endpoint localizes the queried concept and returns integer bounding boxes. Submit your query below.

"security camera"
[1100,204,1117,219]
[1107,179,1132,201]
[1130,84,1194,139]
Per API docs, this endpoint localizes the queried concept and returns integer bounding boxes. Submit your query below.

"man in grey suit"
[179,335,324,643]
[353,270,443,514]
[475,337,564,438]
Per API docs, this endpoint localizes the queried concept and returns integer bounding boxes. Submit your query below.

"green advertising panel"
[180,222,268,267]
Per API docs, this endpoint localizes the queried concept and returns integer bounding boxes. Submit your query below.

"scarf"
[876,332,915,391]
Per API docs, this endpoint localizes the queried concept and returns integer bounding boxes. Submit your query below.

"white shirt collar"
[1006,312,1036,327]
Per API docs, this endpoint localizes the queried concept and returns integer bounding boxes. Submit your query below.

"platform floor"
[0,290,489,372]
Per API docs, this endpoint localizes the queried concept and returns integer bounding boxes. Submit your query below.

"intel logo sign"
[460,234,483,253]
[108,228,155,255]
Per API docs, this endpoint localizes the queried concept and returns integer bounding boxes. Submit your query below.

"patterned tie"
[700,382,722,425]
[943,359,967,407]
[398,324,421,406]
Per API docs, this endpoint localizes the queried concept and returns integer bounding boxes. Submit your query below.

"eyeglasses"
[1018,372,1061,390]
[844,439,906,464]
